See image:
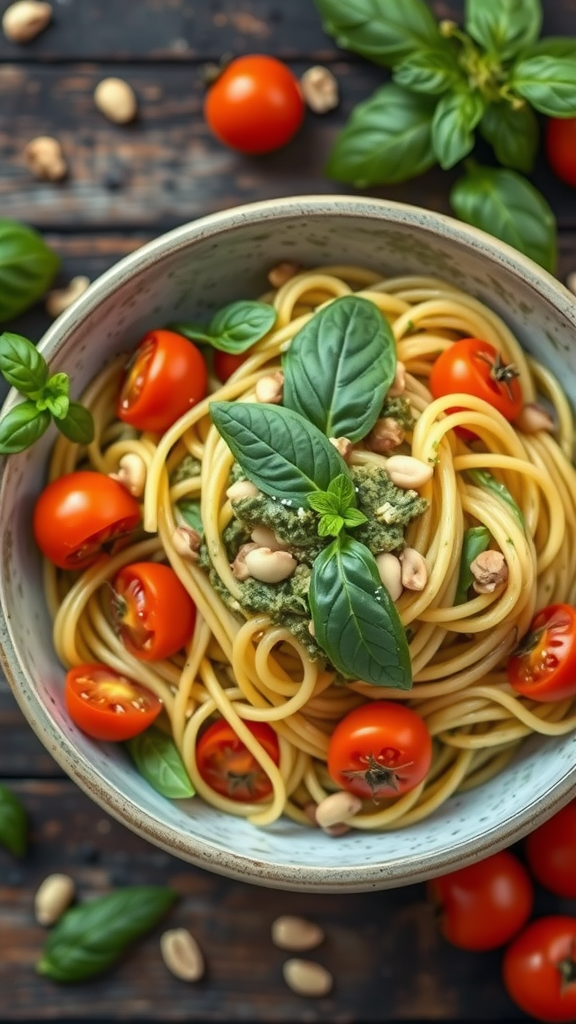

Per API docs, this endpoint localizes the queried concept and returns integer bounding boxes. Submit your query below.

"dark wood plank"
[0,688,63,778]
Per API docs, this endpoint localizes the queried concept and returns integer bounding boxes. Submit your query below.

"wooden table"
[1,1,575,1019]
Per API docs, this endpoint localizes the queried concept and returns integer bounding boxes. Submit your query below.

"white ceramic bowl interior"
[2,196,576,892]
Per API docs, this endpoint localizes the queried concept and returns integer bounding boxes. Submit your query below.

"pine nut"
[250,525,289,551]
[271,915,325,951]
[24,136,67,182]
[515,402,555,434]
[34,873,75,926]
[268,262,300,288]
[386,455,433,490]
[160,928,205,982]
[108,452,147,497]
[46,276,90,317]
[329,436,353,460]
[300,65,339,114]
[400,547,428,591]
[255,372,284,404]
[375,552,403,600]
[567,271,576,295]
[172,526,201,561]
[388,361,407,397]
[94,77,138,124]
[283,959,333,997]
[315,791,362,829]
[226,480,260,502]
[2,1,51,43]
[243,547,297,583]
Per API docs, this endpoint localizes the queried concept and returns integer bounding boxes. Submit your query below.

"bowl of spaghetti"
[2,195,576,892]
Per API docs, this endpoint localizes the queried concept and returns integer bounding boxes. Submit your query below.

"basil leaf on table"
[325,84,437,187]
[431,91,485,170]
[0,332,48,394]
[171,301,277,354]
[466,468,525,528]
[282,295,396,442]
[126,728,195,799]
[0,783,28,857]
[56,401,95,445]
[454,525,491,605]
[36,886,177,982]
[464,0,542,62]
[393,47,464,95]
[0,402,51,454]
[313,0,446,67]
[309,534,412,689]
[510,55,576,117]
[479,102,539,174]
[450,164,557,274]
[0,220,60,323]
[210,401,348,506]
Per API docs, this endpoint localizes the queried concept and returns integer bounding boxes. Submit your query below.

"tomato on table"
[117,328,207,434]
[213,349,251,383]
[110,561,196,662]
[507,603,576,702]
[546,118,576,188]
[33,470,141,570]
[196,719,279,802]
[429,337,523,423]
[65,663,162,741]
[327,700,432,800]
[525,800,576,898]
[204,55,304,155]
[427,850,533,951]
[503,916,576,1023]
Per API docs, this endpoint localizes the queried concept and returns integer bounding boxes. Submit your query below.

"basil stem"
[126,728,195,799]
[0,783,28,857]
[454,525,491,604]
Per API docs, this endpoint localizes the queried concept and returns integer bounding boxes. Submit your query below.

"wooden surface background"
[1,0,576,1020]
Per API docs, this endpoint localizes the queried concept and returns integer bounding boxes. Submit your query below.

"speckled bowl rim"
[2,195,576,892]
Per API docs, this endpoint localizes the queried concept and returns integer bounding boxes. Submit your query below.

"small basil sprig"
[0,333,94,454]
[308,473,368,537]
[170,300,277,354]
[466,468,525,527]
[454,525,491,605]
[0,783,28,857]
[36,886,177,982]
[0,219,60,323]
[126,728,195,799]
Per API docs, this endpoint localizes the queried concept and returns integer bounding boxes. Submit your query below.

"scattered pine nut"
[24,136,67,182]
[160,928,205,982]
[94,77,138,124]
[300,66,339,114]
[272,915,325,952]
[46,276,90,317]
[2,1,51,43]
[34,873,75,926]
[283,958,333,997]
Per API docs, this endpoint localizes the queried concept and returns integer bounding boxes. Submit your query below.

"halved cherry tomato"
[507,604,576,702]
[503,916,576,1023]
[110,561,196,662]
[429,337,523,423]
[327,701,432,800]
[525,800,576,898]
[213,349,250,383]
[546,117,576,188]
[196,719,279,802]
[117,329,207,433]
[204,55,304,155]
[33,471,141,570]
[65,663,162,741]
[427,850,534,951]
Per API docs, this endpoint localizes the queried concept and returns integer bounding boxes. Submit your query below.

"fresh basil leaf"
[450,164,557,274]
[327,473,356,510]
[0,332,48,394]
[176,497,203,532]
[342,507,368,528]
[464,0,542,61]
[313,0,446,67]
[318,513,345,537]
[432,90,485,170]
[393,47,464,95]
[210,401,348,506]
[208,301,277,353]
[479,102,539,173]
[56,401,95,444]
[36,886,177,982]
[126,729,195,799]
[0,783,28,857]
[455,525,491,604]
[510,55,576,117]
[308,491,341,516]
[520,36,576,61]
[282,295,397,441]
[325,84,437,187]
[310,534,412,688]
[0,402,51,454]
[168,322,213,345]
[466,468,525,527]
[0,220,60,323]
[38,372,70,419]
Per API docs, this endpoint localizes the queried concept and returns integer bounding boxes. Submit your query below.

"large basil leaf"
[56,401,95,444]
[521,37,576,61]
[0,402,51,455]
[0,332,48,394]
[313,0,446,67]
[0,220,60,323]
[210,401,348,506]
[326,84,437,187]
[393,47,464,95]
[309,535,412,689]
[431,90,485,170]
[450,164,557,274]
[510,55,576,117]
[464,0,542,61]
[0,783,28,857]
[37,887,177,982]
[172,301,277,354]
[479,102,539,173]
[126,729,195,799]
[282,295,396,443]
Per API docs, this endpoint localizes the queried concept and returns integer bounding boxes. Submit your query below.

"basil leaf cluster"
[315,0,576,272]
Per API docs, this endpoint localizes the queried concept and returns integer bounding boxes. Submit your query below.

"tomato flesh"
[429,337,523,425]
[546,117,576,188]
[213,349,250,382]
[507,603,576,702]
[111,562,196,662]
[525,800,576,899]
[117,329,207,434]
[65,663,162,741]
[196,719,279,802]
[503,916,576,1023]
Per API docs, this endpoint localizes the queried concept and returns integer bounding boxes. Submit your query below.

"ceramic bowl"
[2,195,576,893]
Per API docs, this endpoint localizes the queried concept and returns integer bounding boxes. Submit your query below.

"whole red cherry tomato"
[507,604,576,702]
[429,337,523,422]
[546,118,576,188]
[196,719,279,802]
[213,349,250,383]
[204,55,304,155]
[111,561,196,662]
[327,701,432,800]
[65,663,162,741]
[503,916,576,1023]
[525,800,576,898]
[117,329,207,434]
[33,470,141,570]
[427,850,534,951]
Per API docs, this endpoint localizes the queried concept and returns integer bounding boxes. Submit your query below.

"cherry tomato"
[65,663,162,741]
[196,719,279,802]
[428,850,534,951]
[507,604,576,702]
[33,471,141,571]
[546,118,576,188]
[204,55,304,155]
[111,562,196,662]
[525,800,576,899]
[327,701,432,800]
[429,337,524,423]
[213,349,250,383]
[117,329,207,434]
[503,916,576,1023]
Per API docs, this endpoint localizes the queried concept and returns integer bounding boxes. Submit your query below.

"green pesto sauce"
[170,453,201,484]
[379,395,415,431]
